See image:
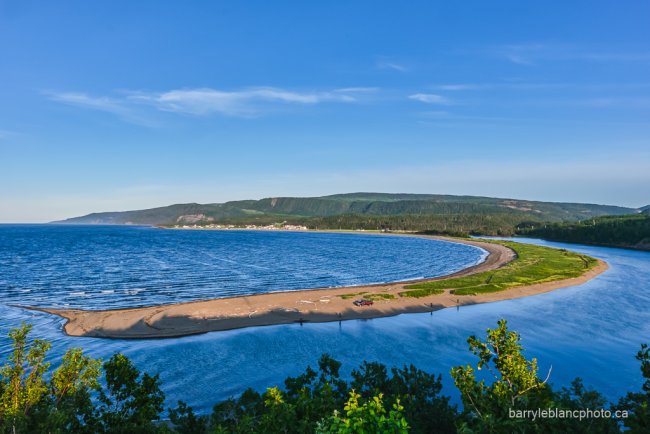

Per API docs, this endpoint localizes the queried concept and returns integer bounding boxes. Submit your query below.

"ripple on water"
[0,226,485,310]
[3,228,648,415]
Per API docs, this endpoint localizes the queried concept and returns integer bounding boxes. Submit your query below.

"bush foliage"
[0,321,647,433]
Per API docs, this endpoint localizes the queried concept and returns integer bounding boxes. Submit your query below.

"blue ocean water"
[1,226,649,413]
[0,225,485,309]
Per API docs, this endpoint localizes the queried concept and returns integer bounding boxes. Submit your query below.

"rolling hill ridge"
[55,193,638,226]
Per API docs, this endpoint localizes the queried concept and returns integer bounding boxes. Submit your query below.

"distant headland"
[53,192,650,250]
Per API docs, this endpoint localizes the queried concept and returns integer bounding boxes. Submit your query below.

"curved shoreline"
[19,236,607,339]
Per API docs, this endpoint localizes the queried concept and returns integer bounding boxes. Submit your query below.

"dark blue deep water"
[0,226,649,414]
[0,225,485,309]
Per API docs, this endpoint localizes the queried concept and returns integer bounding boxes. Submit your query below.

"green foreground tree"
[451,319,620,433]
[1,321,648,433]
[451,319,552,432]
[316,392,409,433]
[0,324,101,433]
[615,344,650,432]
[209,354,455,433]
[0,323,165,434]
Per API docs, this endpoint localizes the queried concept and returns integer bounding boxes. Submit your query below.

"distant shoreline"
[20,234,608,339]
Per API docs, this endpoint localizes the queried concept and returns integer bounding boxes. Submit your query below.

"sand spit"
[20,236,607,339]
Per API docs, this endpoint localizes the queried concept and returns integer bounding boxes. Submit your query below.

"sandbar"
[20,236,607,339]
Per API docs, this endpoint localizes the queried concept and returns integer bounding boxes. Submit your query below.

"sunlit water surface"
[1,226,649,413]
[0,225,484,309]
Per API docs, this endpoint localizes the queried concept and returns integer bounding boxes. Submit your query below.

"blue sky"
[1,1,649,222]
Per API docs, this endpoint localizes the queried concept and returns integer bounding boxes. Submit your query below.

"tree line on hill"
[1,321,648,433]
[516,213,650,250]
[272,213,528,236]
[199,211,650,250]
[172,212,526,236]
[57,193,636,226]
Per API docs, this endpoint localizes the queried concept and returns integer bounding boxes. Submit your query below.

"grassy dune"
[400,240,599,297]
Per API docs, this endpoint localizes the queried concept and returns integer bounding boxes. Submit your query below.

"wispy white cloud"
[46,91,159,126]
[408,93,449,104]
[47,86,364,120]
[129,87,358,116]
[48,92,127,115]
[333,87,380,93]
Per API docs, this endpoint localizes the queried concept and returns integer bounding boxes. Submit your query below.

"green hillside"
[54,193,636,233]
[518,213,650,250]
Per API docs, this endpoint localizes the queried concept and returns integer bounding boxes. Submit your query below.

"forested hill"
[519,213,650,250]
[54,193,636,229]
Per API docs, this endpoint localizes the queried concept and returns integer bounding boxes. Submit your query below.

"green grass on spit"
[340,292,396,301]
[399,240,599,297]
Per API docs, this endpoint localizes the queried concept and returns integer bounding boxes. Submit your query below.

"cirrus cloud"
[46,86,367,123]
[129,87,357,116]
[408,93,450,104]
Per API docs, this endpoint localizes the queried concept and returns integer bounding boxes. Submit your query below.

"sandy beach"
[22,236,607,339]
